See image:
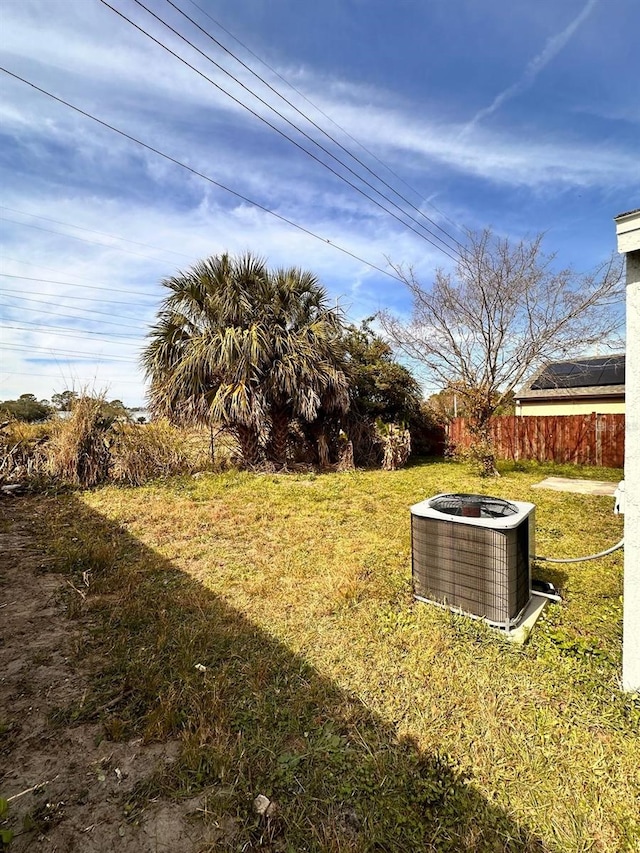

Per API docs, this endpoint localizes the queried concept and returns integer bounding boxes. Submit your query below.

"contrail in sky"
[460,0,599,136]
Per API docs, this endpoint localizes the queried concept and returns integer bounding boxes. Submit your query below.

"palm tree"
[142,253,349,468]
[142,253,268,465]
[262,266,349,466]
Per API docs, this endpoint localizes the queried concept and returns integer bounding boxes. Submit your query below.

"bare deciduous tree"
[381,229,624,475]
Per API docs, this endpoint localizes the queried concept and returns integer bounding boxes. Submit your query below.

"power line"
[0,272,159,299]
[3,319,142,343]
[183,0,465,237]
[0,342,138,363]
[0,259,160,295]
[1,292,149,331]
[0,284,155,309]
[126,0,461,257]
[164,0,464,250]
[0,215,188,267]
[0,204,196,262]
[0,66,405,282]
[1,370,143,385]
[100,0,460,262]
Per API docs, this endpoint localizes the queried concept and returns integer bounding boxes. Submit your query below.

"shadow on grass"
[402,454,449,470]
[44,493,550,853]
[531,563,569,596]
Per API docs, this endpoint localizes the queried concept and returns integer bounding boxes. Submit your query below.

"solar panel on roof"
[556,374,577,387]
[582,357,610,369]
[599,364,625,385]
[531,363,570,389]
[573,367,604,386]
[529,356,625,391]
[547,363,575,375]
[531,372,556,390]
[530,374,553,390]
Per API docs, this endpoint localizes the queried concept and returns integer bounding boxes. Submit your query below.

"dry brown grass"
[0,405,239,488]
[28,460,638,852]
[110,421,213,485]
[46,396,112,488]
[0,418,53,483]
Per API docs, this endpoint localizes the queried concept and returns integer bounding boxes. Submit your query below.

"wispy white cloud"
[0,182,434,403]
[460,0,599,136]
[323,97,638,190]
[2,0,632,217]
[1,0,636,405]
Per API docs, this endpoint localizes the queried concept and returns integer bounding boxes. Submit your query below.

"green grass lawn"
[38,460,638,852]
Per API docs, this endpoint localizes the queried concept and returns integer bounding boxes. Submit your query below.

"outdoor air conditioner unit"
[411,494,536,629]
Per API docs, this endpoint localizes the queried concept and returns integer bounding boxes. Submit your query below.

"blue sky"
[1,0,638,406]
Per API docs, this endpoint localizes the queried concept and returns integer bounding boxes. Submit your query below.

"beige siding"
[516,398,625,417]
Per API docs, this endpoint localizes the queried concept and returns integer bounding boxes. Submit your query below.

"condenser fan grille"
[428,494,518,519]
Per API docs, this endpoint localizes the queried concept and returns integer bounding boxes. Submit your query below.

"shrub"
[377,421,412,471]
[110,421,213,486]
[407,403,447,457]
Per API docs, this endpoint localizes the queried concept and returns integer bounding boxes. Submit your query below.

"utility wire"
[0,285,155,309]
[3,318,142,342]
[0,205,196,262]
[1,258,161,293]
[0,342,138,363]
[183,0,465,237]
[0,215,187,267]
[130,0,460,256]
[101,0,460,262]
[2,370,142,385]
[0,272,159,299]
[0,67,405,282]
[1,292,149,331]
[162,0,464,251]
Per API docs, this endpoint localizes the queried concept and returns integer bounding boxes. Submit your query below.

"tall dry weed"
[0,419,56,483]
[110,420,212,485]
[2,404,238,489]
[47,396,113,488]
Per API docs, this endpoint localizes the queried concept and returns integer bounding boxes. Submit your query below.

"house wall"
[622,247,640,692]
[616,207,640,693]
[515,398,625,417]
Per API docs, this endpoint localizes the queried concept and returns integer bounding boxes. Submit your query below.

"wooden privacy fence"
[448,414,625,468]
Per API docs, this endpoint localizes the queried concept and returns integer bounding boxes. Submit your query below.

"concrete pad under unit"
[505,594,549,645]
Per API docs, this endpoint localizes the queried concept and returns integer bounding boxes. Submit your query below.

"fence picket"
[448,414,625,468]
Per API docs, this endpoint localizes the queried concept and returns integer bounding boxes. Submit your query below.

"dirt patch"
[0,497,212,852]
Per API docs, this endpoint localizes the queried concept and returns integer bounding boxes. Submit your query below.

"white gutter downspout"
[615,208,640,692]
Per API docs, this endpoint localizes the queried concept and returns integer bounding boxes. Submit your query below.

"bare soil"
[0,497,212,852]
